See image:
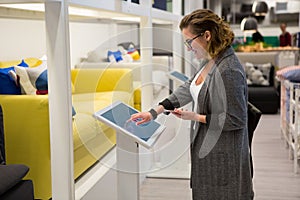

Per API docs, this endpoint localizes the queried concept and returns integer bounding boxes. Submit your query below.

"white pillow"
[14,65,36,95]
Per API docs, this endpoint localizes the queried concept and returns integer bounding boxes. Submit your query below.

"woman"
[130,9,254,199]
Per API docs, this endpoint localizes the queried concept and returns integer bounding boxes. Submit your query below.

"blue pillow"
[0,67,21,94]
[35,69,48,91]
[283,68,300,82]
[18,59,29,67]
[107,50,123,62]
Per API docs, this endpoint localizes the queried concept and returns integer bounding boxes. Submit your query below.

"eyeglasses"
[184,33,204,49]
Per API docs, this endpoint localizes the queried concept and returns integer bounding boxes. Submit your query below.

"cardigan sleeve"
[159,77,194,109]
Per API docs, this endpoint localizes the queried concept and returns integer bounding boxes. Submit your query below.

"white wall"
[70,22,114,66]
[0,18,138,67]
[0,18,46,62]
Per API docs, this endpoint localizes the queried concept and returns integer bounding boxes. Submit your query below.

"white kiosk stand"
[147,70,191,179]
[93,101,165,200]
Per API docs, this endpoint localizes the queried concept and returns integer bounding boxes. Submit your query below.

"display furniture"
[280,80,300,173]
[289,82,300,173]
[0,0,183,199]
[236,52,280,114]
[0,67,135,199]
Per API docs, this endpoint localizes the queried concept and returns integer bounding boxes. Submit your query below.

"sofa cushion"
[276,65,300,82]
[244,62,274,86]
[0,164,29,196]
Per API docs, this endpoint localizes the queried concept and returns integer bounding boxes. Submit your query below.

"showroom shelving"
[0,1,183,199]
[288,81,300,173]
[280,80,300,174]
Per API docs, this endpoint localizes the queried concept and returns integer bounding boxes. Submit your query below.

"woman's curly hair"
[180,9,234,58]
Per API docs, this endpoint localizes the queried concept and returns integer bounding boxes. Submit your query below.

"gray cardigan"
[164,47,254,199]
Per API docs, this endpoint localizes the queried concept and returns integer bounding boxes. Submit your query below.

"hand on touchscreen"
[129,112,152,126]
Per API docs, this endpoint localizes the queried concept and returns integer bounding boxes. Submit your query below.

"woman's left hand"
[172,108,200,121]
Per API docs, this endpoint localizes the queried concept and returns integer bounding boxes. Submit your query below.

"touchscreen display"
[99,103,161,141]
[170,71,188,82]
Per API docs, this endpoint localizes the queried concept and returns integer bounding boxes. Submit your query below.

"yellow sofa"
[0,66,134,199]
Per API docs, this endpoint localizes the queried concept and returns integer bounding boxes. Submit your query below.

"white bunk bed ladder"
[289,81,300,173]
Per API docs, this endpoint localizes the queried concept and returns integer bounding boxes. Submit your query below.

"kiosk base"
[147,163,190,179]
[117,131,140,200]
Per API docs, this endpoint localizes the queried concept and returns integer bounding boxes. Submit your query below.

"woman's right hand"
[129,112,152,126]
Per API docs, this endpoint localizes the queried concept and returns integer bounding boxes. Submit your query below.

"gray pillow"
[0,164,29,196]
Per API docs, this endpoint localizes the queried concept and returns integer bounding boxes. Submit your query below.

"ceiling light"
[241,17,258,32]
[252,1,268,16]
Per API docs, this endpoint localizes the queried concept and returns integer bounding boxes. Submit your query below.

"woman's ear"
[204,31,211,42]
